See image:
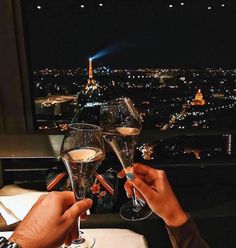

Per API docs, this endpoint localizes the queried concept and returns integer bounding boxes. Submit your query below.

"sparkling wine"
[62,147,105,200]
[103,127,140,169]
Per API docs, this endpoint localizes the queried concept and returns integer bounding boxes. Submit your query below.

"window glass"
[21,0,236,132]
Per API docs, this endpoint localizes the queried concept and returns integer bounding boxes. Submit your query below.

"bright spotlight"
[80,4,85,8]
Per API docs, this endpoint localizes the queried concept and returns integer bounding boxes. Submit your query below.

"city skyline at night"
[33,63,236,131]
[20,0,236,132]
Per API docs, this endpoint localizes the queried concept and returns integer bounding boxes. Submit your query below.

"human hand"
[9,191,93,248]
[118,163,187,227]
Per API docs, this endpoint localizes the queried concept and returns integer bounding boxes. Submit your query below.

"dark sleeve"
[165,215,210,248]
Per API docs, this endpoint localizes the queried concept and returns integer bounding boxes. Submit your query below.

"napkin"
[0,192,47,224]
[0,202,20,225]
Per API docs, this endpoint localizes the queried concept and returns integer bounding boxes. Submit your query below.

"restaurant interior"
[0,1,236,247]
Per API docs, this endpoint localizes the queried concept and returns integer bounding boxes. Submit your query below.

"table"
[0,229,148,248]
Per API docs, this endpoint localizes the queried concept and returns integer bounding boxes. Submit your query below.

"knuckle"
[48,191,58,199]
[158,170,166,178]
[133,178,142,188]
[80,199,91,210]
[133,163,143,169]
[37,194,46,202]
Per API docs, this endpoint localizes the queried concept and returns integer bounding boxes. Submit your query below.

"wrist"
[9,234,25,248]
[163,209,188,227]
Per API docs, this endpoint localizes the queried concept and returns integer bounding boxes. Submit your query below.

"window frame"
[0,0,33,133]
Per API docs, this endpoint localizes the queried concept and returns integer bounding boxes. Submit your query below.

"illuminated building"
[184,147,201,159]
[138,143,154,160]
[85,58,97,91]
[191,89,206,106]
[72,59,105,124]
[77,58,102,103]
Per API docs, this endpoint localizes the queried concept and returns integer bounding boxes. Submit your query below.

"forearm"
[166,214,210,248]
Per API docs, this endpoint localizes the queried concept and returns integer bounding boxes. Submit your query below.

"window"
[20,0,236,132]
[1,0,235,164]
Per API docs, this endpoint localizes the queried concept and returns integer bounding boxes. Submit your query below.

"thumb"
[132,178,156,204]
[64,198,93,221]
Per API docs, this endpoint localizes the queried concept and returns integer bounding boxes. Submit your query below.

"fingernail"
[84,198,93,205]
[126,192,131,198]
[126,172,134,181]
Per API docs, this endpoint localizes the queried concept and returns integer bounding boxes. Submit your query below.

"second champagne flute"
[100,97,153,221]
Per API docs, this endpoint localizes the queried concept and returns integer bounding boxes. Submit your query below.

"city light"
[19,1,235,135]
[33,66,235,132]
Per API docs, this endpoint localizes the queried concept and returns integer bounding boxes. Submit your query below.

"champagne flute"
[100,97,153,221]
[60,123,105,248]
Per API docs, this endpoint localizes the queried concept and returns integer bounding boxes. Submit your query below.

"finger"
[80,212,87,221]
[64,233,73,246]
[124,180,144,200]
[124,181,133,198]
[135,190,145,201]
[134,164,165,184]
[118,167,145,180]
[145,169,166,184]
[133,163,152,176]
[64,198,93,221]
[59,191,77,206]
[133,172,145,181]
[70,222,79,241]
[117,169,126,178]
[47,191,77,208]
[132,177,158,204]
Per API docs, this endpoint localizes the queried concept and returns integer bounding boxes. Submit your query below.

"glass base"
[61,230,95,248]
[120,200,153,221]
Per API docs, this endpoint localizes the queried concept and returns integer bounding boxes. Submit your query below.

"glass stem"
[77,216,81,240]
[132,188,141,212]
[71,215,85,245]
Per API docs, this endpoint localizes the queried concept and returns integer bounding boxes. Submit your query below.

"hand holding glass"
[100,98,153,221]
[60,123,105,247]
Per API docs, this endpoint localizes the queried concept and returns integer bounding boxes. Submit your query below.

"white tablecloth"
[0,228,148,248]
[0,186,148,247]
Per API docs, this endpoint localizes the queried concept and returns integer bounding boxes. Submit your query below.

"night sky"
[22,0,236,69]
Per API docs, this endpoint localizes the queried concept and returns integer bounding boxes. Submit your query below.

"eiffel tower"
[85,58,97,92]
[71,58,102,124]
